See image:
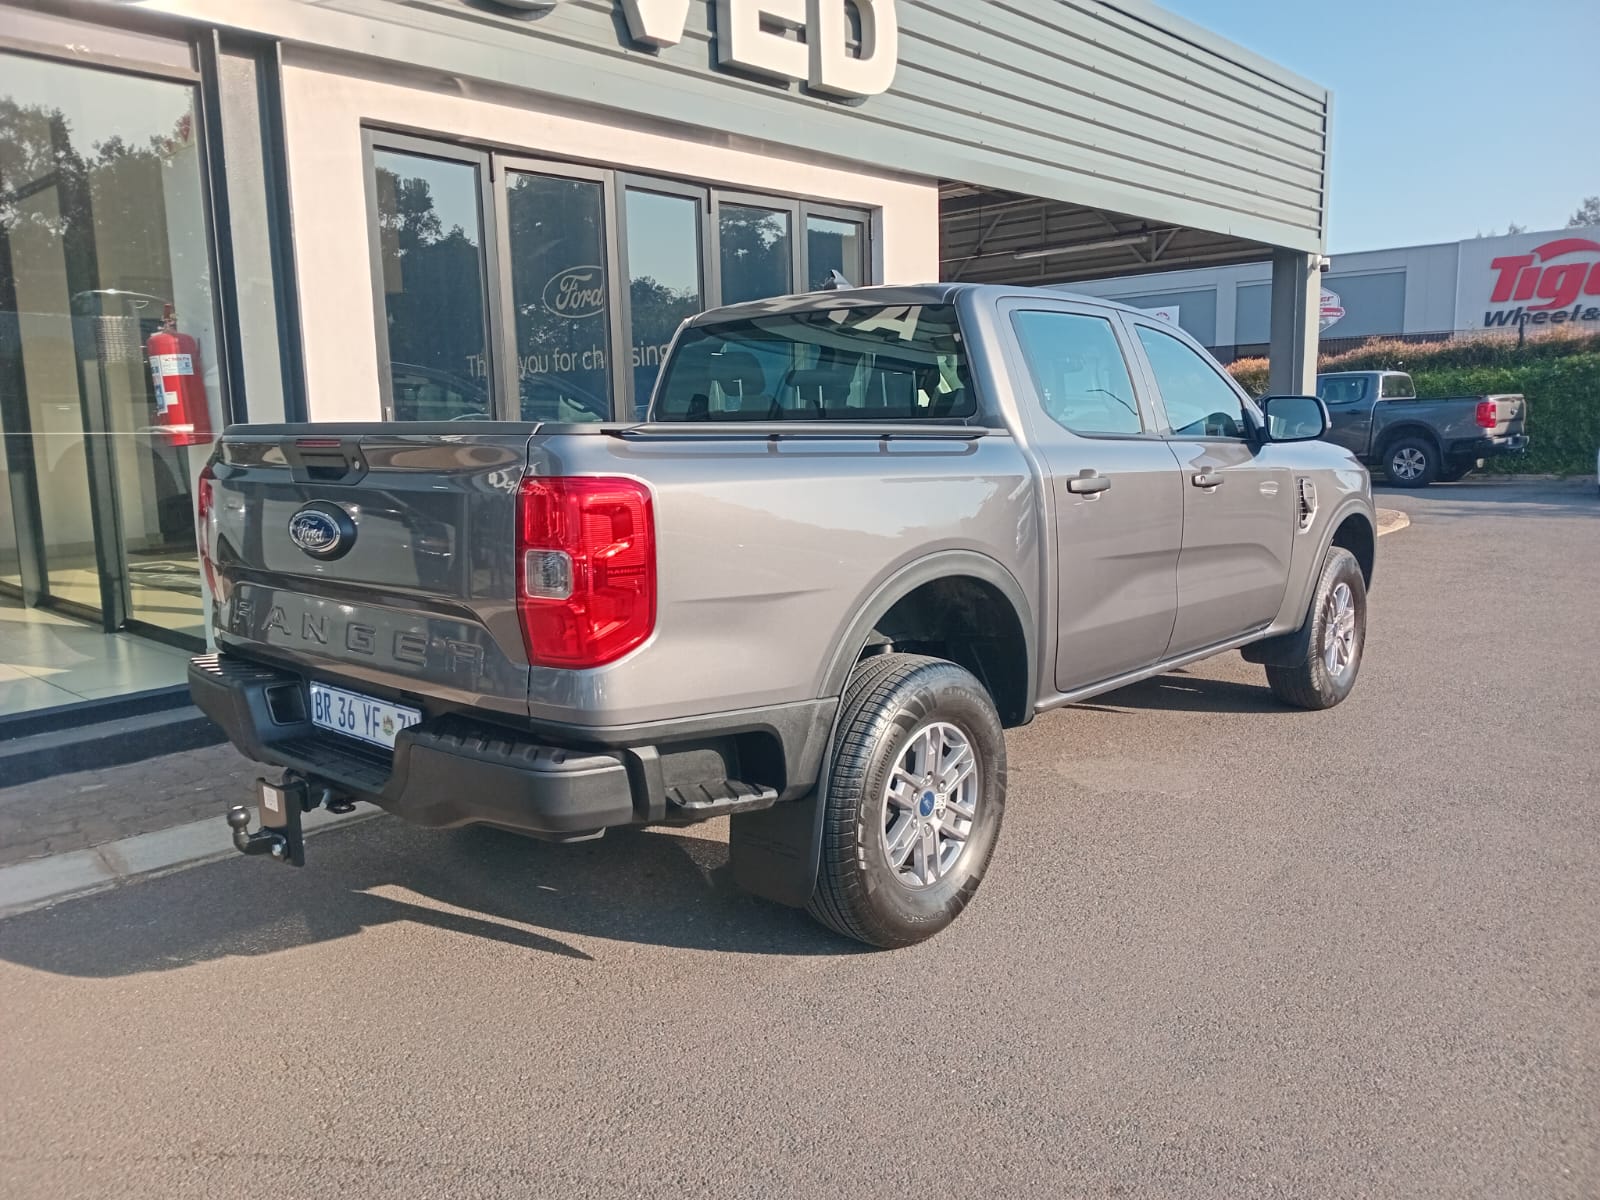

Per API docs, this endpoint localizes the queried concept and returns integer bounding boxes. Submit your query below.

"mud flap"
[728,790,823,909]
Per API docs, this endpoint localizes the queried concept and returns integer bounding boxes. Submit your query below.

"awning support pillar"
[1268,248,1320,396]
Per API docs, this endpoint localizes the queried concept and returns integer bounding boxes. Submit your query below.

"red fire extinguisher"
[147,305,213,447]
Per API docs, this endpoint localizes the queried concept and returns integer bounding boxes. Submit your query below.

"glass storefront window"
[719,204,792,306]
[372,149,491,419]
[1,50,220,714]
[364,137,871,424]
[625,188,703,413]
[505,172,611,423]
[806,215,865,290]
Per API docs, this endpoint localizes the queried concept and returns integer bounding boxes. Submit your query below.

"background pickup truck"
[1315,370,1528,486]
[193,285,1377,948]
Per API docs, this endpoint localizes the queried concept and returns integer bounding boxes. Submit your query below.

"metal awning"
[941,185,1275,286]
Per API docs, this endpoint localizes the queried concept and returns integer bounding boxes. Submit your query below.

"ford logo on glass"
[541,266,607,320]
[288,504,356,561]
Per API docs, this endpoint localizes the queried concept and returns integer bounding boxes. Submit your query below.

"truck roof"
[683,282,1159,326]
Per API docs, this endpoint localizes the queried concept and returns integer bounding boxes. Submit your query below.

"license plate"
[308,682,421,749]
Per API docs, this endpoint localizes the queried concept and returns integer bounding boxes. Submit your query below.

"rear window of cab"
[651,304,976,422]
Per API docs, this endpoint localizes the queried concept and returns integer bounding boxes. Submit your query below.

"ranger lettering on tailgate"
[232,592,486,681]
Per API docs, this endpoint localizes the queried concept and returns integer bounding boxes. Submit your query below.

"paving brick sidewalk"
[0,744,260,868]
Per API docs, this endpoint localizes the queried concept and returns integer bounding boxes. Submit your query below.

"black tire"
[808,654,1007,949]
[1382,435,1438,488]
[1265,547,1367,710]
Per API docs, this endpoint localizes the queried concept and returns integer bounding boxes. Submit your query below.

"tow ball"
[225,774,353,868]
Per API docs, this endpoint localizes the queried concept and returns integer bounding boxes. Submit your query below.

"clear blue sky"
[1156,0,1598,253]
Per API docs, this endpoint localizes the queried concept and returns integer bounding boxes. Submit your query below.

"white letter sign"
[716,0,810,83]
[620,0,692,47]
[618,1,899,99]
[809,0,898,98]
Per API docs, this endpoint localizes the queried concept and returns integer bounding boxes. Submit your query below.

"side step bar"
[665,779,779,819]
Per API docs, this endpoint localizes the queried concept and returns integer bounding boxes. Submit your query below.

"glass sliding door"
[0,50,220,648]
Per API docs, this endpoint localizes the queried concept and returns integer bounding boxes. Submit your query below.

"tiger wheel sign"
[1319,288,1345,331]
[1484,237,1600,329]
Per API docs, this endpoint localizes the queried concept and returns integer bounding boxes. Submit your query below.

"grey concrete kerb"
[0,807,378,918]
[1377,508,1409,536]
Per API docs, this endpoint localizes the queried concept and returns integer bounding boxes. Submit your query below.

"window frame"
[362,127,876,423]
[1125,316,1264,442]
[998,298,1166,443]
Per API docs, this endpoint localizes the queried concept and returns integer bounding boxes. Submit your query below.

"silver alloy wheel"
[1323,580,1359,678]
[1390,446,1427,481]
[880,720,979,888]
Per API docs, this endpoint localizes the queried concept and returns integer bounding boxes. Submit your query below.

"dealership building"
[0,0,1332,751]
[1070,225,1600,362]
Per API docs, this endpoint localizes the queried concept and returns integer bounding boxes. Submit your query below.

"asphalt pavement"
[1,480,1595,1199]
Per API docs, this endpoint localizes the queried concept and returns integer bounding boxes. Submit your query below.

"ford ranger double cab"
[1316,370,1528,486]
[191,285,1377,948]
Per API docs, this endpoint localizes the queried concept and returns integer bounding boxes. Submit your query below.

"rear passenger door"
[1003,300,1185,692]
[1128,320,1295,656]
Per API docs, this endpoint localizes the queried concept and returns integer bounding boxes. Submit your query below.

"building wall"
[92,0,1331,254]
[279,50,940,422]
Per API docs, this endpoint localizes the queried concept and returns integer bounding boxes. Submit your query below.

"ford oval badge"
[288,503,356,561]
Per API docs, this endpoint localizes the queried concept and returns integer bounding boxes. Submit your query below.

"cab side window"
[1380,374,1416,399]
[1317,376,1369,406]
[1011,310,1143,436]
[1135,325,1251,439]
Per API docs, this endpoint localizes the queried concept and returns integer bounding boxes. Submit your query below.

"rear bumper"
[1451,433,1528,463]
[189,653,832,839]
[189,655,635,836]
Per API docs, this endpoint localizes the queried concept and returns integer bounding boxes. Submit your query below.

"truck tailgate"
[208,426,535,719]
[1483,394,1526,438]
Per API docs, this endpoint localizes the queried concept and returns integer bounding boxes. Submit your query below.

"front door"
[1316,374,1375,457]
[1004,303,1184,692]
[1129,320,1294,656]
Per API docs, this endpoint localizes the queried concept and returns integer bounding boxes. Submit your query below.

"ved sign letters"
[621,0,899,98]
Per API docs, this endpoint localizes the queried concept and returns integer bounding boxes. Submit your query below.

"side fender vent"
[1297,477,1318,531]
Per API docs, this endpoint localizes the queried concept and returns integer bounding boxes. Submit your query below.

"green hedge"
[1225,332,1600,475]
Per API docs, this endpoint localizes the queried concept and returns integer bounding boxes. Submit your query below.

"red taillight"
[1476,399,1498,430]
[196,461,220,602]
[516,475,656,669]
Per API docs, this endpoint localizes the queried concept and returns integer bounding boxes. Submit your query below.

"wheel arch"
[1245,498,1375,667]
[1378,423,1441,458]
[818,551,1037,729]
[1329,507,1376,589]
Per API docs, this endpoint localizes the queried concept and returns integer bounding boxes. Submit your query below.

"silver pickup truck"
[191,285,1377,948]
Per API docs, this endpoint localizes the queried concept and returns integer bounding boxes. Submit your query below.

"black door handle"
[1066,470,1111,495]
[1192,471,1224,488]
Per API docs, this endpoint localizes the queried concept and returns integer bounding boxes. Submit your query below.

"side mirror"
[1260,394,1329,442]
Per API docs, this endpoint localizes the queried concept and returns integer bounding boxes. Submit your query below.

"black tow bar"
[225,773,355,867]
